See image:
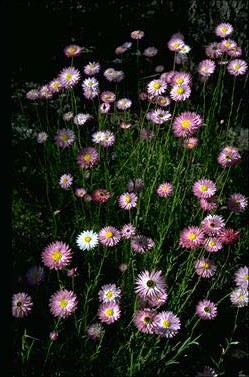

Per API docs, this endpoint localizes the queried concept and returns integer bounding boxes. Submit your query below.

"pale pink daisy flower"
[173,112,202,138]
[26,89,40,101]
[84,62,101,76]
[120,223,137,239]
[73,113,92,125]
[227,59,248,76]
[205,42,223,59]
[154,311,181,338]
[196,366,218,377]
[87,323,104,340]
[118,192,138,210]
[134,309,156,334]
[100,91,116,103]
[98,283,121,303]
[75,187,87,198]
[131,235,155,254]
[83,88,99,99]
[40,85,53,99]
[234,266,249,289]
[204,237,223,253]
[230,288,248,307]
[49,79,63,94]
[227,193,248,213]
[147,79,167,96]
[92,131,106,144]
[218,227,240,245]
[156,182,173,198]
[150,109,171,124]
[219,39,237,53]
[54,129,75,148]
[168,38,185,52]
[179,226,205,249]
[170,84,191,101]
[198,59,216,77]
[12,293,33,318]
[135,270,166,299]
[100,131,115,148]
[227,45,242,58]
[155,96,171,107]
[49,289,78,318]
[217,146,241,167]
[37,132,48,144]
[99,103,111,114]
[201,215,225,235]
[76,147,99,169]
[193,179,216,199]
[199,196,219,211]
[63,44,82,58]
[92,189,111,203]
[104,68,125,82]
[143,47,158,57]
[215,23,233,38]
[161,71,176,84]
[98,226,121,247]
[42,241,72,270]
[59,174,73,189]
[59,67,81,88]
[196,299,217,320]
[116,98,132,110]
[183,137,199,149]
[82,77,99,91]
[146,291,168,308]
[131,30,145,40]
[195,259,217,278]
[171,71,192,86]
[98,302,121,324]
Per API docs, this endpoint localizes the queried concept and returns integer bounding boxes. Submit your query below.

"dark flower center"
[144,316,152,324]
[147,280,155,288]
[204,306,210,312]
[17,301,23,307]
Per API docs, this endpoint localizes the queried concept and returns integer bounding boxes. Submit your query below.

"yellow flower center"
[105,231,113,238]
[84,236,92,243]
[125,196,131,203]
[62,177,68,183]
[52,82,60,88]
[221,27,228,33]
[200,185,208,192]
[208,240,216,247]
[162,186,169,192]
[105,308,114,317]
[61,134,69,142]
[202,262,209,269]
[176,87,184,94]
[234,64,241,70]
[105,291,114,299]
[68,47,76,54]
[162,319,170,328]
[159,98,167,104]
[238,295,244,301]
[65,73,73,80]
[83,154,91,161]
[59,299,68,308]
[181,119,190,128]
[176,78,184,84]
[173,43,179,48]
[153,82,161,89]
[51,250,62,261]
[244,275,249,281]
[224,42,231,47]
[188,233,196,240]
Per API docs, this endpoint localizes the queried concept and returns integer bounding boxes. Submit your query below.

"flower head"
[195,259,217,278]
[49,79,63,93]
[150,109,171,124]
[116,98,132,110]
[154,311,181,338]
[131,30,144,39]
[156,182,173,198]
[205,42,223,59]
[76,230,99,251]
[42,241,72,270]
[59,67,81,88]
[147,79,167,96]
[204,237,223,253]
[215,23,233,38]
[173,111,202,138]
[234,267,249,289]
[98,302,121,324]
[143,47,158,57]
[170,84,191,101]
[217,146,241,167]
[201,215,225,235]
[135,270,166,299]
[84,62,101,76]
[134,308,156,333]
[75,187,87,198]
[92,189,111,203]
[100,91,116,103]
[199,196,219,211]
[171,72,192,86]
[131,235,155,254]
[26,265,45,286]
[196,299,217,319]
[179,226,205,249]
[183,137,199,149]
[120,223,137,239]
[227,59,248,76]
[198,60,216,77]
[168,38,185,52]
[193,179,216,199]
[26,89,40,101]
[49,331,59,341]
[54,129,75,148]
[218,227,240,245]
[87,323,104,340]
[73,113,92,125]
[99,226,121,247]
[36,132,48,144]
[64,44,82,57]
[230,288,248,307]
[12,293,33,318]
[100,131,116,148]
[118,192,138,210]
[76,147,99,169]
[49,289,78,318]
[127,178,144,193]
[59,174,73,189]
[98,284,121,303]
[227,193,248,213]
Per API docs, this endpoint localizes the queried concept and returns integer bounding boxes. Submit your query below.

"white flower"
[180,45,191,54]
[98,284,121,303]
[76,230,99,251]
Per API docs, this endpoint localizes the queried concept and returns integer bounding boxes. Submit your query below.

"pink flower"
[195,259,217,278]
[173,112,202,138]
[227,193,248,213]
[170,84,191,101]
[12,293,33,318]
[134,308,157,333]
[218,228,240,244]
[64,44,82,57]
[227,59,248,76]
[156,182,173,198]
[92,189,111,203]
[49,289,78,318]
[98,226,121,247]
[76,147,99,169]
[198,59,216,77]
[203,237,223,253]
[217,146,241,167]
[154,311,181,338]
[59,174,73,189]
[120,224,137,239]
[168,38,185,52]
[135,270,166,299]
[215,23,233,38]
[98,302,121,324]
[196,299,217,320]
[84,62,101,76]
[118,192,138,210]
[179,226,205,249]
[131,235,155,254]
[59,67,81,88]
[192,179,216,199]
[201,215,225,235]
[183,137,198,149]
[131,30,144,40]
[42,241,72,270]
[87,323,104,340]
[199,196,219,211]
